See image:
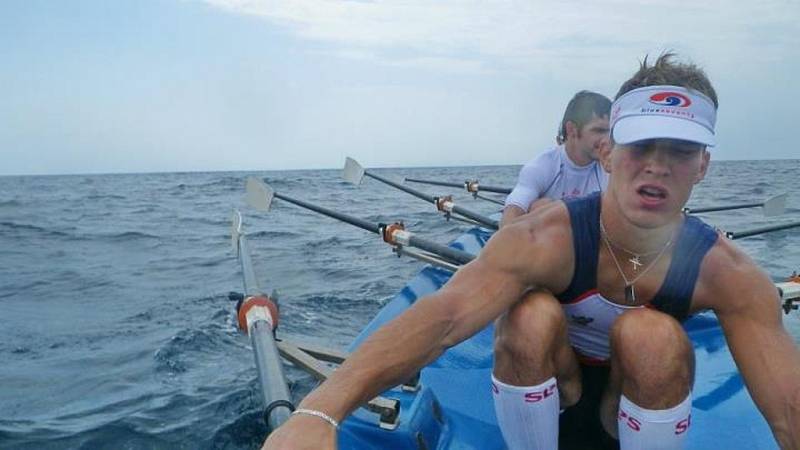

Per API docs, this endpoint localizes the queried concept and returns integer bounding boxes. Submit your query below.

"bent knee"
[499,290,565,335]
[611,309,693,385]
[494,290,565,355]
[612,309,685,344]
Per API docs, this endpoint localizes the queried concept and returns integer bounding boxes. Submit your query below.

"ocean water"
[1,161,799,449]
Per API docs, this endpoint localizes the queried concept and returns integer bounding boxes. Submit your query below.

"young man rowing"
[502,90,611,227]
[263,55,800,449]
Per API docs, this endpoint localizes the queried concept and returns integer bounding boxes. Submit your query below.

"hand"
[261,415,337,450]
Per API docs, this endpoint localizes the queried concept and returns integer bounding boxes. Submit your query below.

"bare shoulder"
[480,201,573,292]
[693,236,779,316]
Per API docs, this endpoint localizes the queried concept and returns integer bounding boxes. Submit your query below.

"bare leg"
[492,290,581,449]
[600,308,694,442]
[493,289,582,407]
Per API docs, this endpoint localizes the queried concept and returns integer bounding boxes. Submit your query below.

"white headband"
[610,85,717,147]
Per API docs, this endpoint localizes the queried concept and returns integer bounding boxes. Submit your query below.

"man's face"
[573,114,610,160]
[601,138,710,228]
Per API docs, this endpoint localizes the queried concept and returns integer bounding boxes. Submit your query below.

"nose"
[643,146,671,176]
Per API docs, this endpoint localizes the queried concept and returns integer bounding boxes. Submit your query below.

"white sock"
[618,393,692,450]
[491,374,559,450]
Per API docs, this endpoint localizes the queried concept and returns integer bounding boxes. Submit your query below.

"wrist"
[291,408,339,429]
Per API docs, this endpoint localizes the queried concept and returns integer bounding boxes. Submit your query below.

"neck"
[564,141,593,167]
[599,193,683,254]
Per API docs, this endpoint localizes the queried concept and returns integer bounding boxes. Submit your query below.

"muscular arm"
[702,242,800,448]
[501,205,527,228]
[263,209,572,449]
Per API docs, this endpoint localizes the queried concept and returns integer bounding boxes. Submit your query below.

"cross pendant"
[625,285,635,304]
[629,255,642,271]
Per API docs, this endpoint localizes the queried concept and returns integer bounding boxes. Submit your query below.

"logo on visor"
[649,92,692,107]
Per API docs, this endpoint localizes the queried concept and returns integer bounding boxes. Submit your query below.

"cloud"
[201,0,799,72]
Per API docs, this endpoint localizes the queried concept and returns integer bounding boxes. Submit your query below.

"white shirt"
[504,145,608,211]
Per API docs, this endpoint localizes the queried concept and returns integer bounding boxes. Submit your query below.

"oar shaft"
[366,171,435,203]
[405,177,511,194]
[404,178,464,189]
[367,172,497,228]
[237,236,262,296]
[273,192,381,235]
[687,202,762,214]
[406,234,475,265]
[475,184,512,195]
[250,320,293,431]
[272,189,475,264]
[475,193,505,206]
[728,221,800,239]
[449,204,499,229]
[236,231,293,432]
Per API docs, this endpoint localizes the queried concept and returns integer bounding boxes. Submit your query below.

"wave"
[99,231,160,241]
[85,194,127,201]
[0,199,21,207]
[153,325,232,375]
[247,229,301,239]
[174,176,243,192]
[0,221,74,238]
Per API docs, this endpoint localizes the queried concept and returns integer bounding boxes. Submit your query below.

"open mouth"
[637,185,667,201]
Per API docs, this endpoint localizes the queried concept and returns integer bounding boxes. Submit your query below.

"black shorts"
[558,364,619,450]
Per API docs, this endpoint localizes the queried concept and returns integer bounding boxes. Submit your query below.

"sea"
[2,161,799,449]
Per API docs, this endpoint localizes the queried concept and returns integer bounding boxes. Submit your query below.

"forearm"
[718,301,800,448]
[296,230,539,423]
[298,292,456,421]
[764,373,800,449]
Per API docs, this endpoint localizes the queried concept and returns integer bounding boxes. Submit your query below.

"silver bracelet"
[291,408,339,428]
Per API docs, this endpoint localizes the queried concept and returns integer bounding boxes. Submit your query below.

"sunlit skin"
[263,139,800,450]
[599,139,710,253]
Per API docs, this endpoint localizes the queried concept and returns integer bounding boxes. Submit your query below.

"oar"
[724,219,800,240]
[245,177,476,266]
[343,158,499,230]
[473,193,506,206]
[684,193,787,216]
[233,210,404,428]
[231,210,293,432]
[404,177,512,195]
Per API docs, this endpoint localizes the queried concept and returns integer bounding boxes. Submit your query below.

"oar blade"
[343,157,366,185]
[231,209,242,255]
[763,193,787,217]
[246,177,275,212]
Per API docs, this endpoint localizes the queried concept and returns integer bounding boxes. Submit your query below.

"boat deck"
[338,227,777,449]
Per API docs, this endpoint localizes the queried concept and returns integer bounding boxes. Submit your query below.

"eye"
[674,146,703,158]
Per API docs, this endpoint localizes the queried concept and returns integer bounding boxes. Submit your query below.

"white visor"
[610,85,716,147]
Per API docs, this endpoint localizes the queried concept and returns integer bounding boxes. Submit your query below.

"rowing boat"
[333,225,799,449]
[235,167,800,449]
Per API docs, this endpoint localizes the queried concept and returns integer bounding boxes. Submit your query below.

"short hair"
[557,91,612,145]
[615,52,718,108]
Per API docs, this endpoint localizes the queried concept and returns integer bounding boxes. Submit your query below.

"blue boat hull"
[339,227,776,449]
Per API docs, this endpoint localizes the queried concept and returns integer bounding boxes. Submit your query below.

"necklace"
[599,218,675,304]
[598,224,666,272]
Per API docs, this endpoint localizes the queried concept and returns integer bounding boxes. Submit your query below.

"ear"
[565,121,578,140]
[695,149,710,184]
[599,138,613,172]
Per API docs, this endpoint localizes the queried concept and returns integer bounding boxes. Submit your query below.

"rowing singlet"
[555,193,718,362]
[505,145,608,212]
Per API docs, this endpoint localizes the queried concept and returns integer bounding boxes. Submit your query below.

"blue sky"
[1,0,798,175]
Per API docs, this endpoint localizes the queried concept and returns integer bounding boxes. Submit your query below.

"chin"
[622,201,681,229]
